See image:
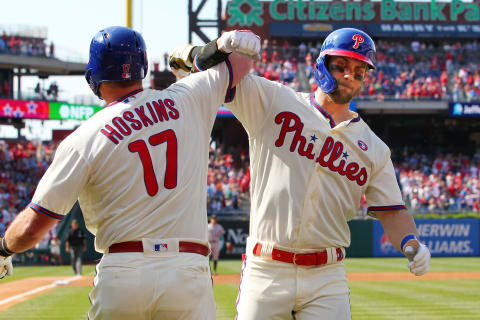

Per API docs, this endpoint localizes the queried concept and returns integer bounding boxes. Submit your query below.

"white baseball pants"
[88,252,216,320]
[235,253,351,320]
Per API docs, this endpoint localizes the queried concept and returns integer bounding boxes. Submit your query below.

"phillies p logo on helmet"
[352,34,364,49]
[314,28,376,94]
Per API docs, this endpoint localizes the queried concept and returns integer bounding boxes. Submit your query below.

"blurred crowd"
[0,31,54,57]
[253,39,480,102]
[0,138,478,261]
[0,140,58,236]
[0,139,477,231]
[207,144,251,214]
[395,149,480,215]
[356,148,480,217]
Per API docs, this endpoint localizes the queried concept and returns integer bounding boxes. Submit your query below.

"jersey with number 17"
[30,63,233,253]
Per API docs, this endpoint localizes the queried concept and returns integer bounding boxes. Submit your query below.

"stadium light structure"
[189,0,225,44]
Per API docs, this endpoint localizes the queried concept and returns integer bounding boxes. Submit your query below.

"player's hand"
[0,256,13,279]
[169,44,195,79]
[217,30,261,60]
[404,242,430,276]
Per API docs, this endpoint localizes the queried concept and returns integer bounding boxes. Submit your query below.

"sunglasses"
[330,64,365,81]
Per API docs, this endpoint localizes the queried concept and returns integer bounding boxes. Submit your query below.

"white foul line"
[0,275,82,306]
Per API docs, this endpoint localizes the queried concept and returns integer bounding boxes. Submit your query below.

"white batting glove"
[0,256,13,279]
[404,243,430,276]
[169,44,195,78]
[217,30,261,60]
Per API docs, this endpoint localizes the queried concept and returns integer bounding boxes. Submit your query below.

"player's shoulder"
[238,73,297,99]
[56,90,155,152]
[296,91,311,104]
[355,118,391,155]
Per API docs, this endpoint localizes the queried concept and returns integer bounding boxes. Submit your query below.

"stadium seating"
[253,39,480,102]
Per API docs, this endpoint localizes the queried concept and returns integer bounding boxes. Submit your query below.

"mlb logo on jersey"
[154,243,169,252]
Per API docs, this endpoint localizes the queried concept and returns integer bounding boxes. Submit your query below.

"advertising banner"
[373,219,479,257]
[449,102,480,117]
[270,22,364,37]
[217,219,249,259]
[226,0,480,39]
[367,23,480,37]
[0,99,49,119]
[49,102,103,120]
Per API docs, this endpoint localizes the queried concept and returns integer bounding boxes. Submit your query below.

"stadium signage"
[228,0,479,26]
[0,98,49,119]
[49,102,103,120]
[270,21,480,37]
[368,22,480,37]
[450,102,480,117]
[373,219,479,257]
[219,220,249,258]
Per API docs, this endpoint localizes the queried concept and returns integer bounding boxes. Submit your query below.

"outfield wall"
[12,216,480,265]
[217,218,480,259]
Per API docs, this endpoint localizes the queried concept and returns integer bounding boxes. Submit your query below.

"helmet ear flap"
[314,54,337,94]
[85,68,101,99]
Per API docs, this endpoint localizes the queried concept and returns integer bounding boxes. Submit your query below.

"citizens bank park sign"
[226,0,480,38]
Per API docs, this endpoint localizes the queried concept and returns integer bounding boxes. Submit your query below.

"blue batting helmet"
[314,28,376,94]
[85,26,148,99]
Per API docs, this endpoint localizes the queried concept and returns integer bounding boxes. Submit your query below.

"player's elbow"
[230,53,253,87]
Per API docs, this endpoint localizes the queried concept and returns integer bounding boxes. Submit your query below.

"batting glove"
[217,30,261,60]
[404,243,430,276]
[0,256,13,279]
[169,44,195,78]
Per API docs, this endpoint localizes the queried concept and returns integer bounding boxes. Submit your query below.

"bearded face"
[326,56,367,104]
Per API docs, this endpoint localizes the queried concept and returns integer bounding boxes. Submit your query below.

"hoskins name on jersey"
[274,111,368,186]
[100,98,180,144]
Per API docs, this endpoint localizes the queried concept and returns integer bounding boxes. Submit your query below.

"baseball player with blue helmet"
[0,26,260,319]
[171,27,431,319]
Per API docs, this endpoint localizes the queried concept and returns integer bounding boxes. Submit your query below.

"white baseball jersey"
[208,223,225,243]
[30,62,233,253]
[208,223,225,261]
[226,74,405,250]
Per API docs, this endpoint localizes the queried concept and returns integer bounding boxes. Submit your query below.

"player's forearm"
[377,209,418,252]
[190,39,230,72]
[4,207,58,253]
[192,35,254,85]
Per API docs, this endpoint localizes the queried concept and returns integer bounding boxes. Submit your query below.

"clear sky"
[0,0,222,139]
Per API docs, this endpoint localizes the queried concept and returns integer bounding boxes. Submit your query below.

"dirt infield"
[0,276,92,311]
[1,272,479,311]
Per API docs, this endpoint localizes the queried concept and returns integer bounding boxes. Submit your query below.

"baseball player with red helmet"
[171,27,431,319]
[0,26,260,319]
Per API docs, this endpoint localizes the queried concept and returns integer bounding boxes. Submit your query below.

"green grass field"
[1,258,479,320]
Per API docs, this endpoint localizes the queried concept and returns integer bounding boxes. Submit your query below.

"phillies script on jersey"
[274,111,368,186]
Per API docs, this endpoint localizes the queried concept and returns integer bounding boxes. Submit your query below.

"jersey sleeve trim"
[29,202,65,220]
[367,205,406,212]
[193,56,204,72]
[224,58,236,103]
